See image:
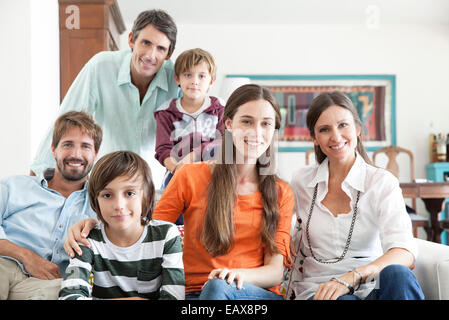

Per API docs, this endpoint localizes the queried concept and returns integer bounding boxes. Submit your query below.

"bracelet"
[353,269,363,290]
[330,277,354,295]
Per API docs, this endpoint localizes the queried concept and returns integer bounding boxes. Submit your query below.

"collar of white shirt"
[306,152,367,194]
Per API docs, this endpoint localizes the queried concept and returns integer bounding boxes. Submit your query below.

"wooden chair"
[372,146,430,238]
[305,148,315,165]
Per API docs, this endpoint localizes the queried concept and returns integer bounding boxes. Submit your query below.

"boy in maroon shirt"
[154,48,224,194]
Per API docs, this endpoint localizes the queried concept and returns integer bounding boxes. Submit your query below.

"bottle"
[430,134,437,162]
[432,134,439,162]
[437,133,447,162]
[446,133,449,162]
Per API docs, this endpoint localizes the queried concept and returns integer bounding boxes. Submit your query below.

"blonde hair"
[174,48,217,80]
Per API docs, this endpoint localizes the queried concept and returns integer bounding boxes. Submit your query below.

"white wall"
[30,0,60,166]
[0,0,32,177]
[0,0,59,178]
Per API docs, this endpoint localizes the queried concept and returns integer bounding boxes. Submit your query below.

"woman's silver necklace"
[305,183,361,264]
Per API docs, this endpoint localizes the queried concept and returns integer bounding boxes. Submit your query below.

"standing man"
[31,9,179,184]
[0,111,102,299]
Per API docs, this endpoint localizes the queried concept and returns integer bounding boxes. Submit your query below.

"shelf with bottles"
[429,133,449,163]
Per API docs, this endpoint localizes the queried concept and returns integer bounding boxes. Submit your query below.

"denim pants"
[160,171,183,225]
[186,279,284,300]
[312,264,425,300]
[161,171,173,190]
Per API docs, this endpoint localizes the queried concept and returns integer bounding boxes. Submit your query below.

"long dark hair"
[306,91,371,164]
[201,84,282,257]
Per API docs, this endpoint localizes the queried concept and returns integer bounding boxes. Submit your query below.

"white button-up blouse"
[289,154,417,300]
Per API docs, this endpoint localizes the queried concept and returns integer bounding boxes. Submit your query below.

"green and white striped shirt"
[59,219,184,300]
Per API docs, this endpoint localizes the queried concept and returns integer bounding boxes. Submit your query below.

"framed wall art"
[225,74,396,152]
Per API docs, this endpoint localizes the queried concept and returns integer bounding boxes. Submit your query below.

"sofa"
[413,238,449,299]
[282,236,449,300]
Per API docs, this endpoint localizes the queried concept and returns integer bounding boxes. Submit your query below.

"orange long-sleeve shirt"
[153,162,294,294]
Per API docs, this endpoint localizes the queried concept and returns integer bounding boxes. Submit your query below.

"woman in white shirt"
[287,91,424,300]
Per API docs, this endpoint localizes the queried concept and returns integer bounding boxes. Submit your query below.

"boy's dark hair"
[131,9,177,56]
[88,151,155,226]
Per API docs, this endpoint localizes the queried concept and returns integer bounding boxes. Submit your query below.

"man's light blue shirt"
[31,49,179,176]
[0,174,96,276]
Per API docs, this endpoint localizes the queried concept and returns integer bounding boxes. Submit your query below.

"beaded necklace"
[305,183,361,264]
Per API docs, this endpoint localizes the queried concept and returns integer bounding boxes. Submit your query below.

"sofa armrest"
[413,238,449,300]
[436,259,449,300]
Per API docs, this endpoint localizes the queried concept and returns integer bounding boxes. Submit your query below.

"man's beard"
[56,157,93,181]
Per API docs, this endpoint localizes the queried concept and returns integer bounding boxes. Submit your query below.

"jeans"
[160,172,183,225]
[186,279,284,300]
[161,171,173,190]
[312,264,425,300]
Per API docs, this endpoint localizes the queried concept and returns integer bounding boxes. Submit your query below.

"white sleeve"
[376,171,418,259]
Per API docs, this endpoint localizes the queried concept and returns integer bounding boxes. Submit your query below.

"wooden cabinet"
[58,0,125,102]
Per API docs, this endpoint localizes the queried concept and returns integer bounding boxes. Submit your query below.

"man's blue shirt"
[0,173,96,276]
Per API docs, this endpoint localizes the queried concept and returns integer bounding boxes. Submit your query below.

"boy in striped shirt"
[59,151,184,300]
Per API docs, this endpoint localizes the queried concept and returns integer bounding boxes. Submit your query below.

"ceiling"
[116,0,449,26]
